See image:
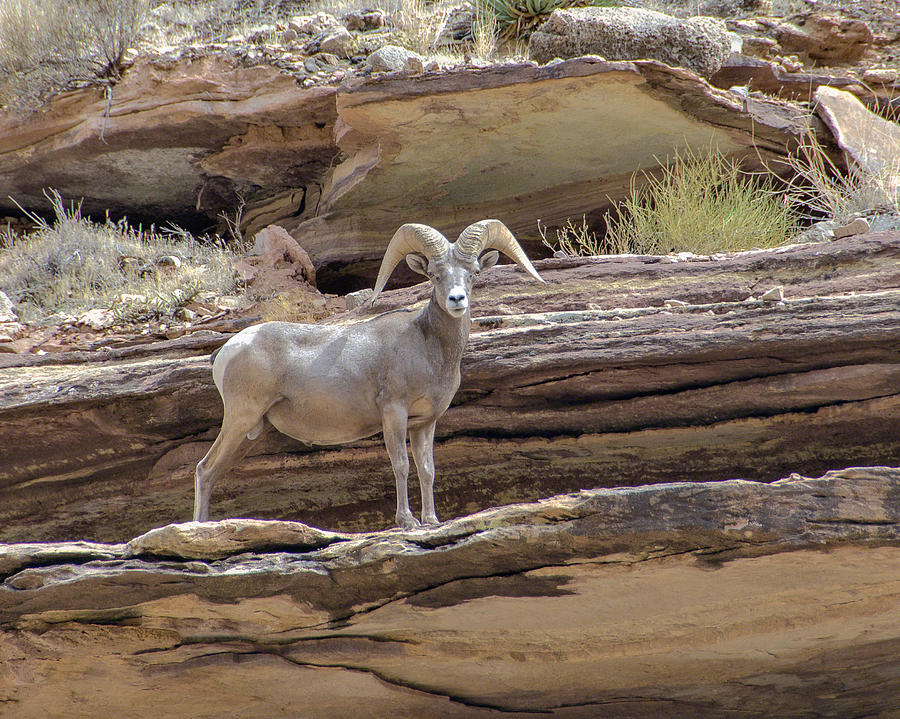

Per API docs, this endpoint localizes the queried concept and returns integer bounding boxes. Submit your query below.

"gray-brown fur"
[193,220,543,529]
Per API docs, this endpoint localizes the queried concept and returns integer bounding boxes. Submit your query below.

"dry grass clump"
[0,191,242,324]
[0,0,150,109]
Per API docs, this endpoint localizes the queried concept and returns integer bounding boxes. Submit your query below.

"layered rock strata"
[0,234,897,541]
[1,467,898,717]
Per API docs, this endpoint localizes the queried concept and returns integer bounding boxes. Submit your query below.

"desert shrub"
[474,0,618,39]
[780,131,900,224]
[0,0,150,109]
[539,215,630,256]
[0,191,241,324]
[603,147,797,256]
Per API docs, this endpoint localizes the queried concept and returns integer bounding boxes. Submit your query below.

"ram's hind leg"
[193,409,268,522]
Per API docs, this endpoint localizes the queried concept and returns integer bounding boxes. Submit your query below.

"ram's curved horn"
[453,219,544,283]
[371,224,450,304]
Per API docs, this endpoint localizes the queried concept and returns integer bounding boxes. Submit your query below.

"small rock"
[346,288,375,310]
[156,254,182,269]
[759,286,784,303]
[792,220,835,243]
[778,54,803,72]
[663,300,688,312]
[776,13,873,64]
[741,35,779,58]
[832,217,870,239]
[341,9,386,32]
[319,27,354,58]
[437,6,475,45]
[281,28,298,44]
[366,45,426,73]
[861,68,898,85]
[289,12,342,36]
[77,308,114,330]
[304,52,340,73]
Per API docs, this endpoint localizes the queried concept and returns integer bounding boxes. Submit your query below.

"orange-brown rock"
[776,13,874,64]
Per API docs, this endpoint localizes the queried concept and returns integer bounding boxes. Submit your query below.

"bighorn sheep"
[194,219,543,529]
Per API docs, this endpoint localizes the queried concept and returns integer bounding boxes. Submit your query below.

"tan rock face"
[0,235,898,542]
[1,468,899,717]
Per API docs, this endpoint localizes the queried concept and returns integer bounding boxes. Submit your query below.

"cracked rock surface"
[1,467,898,717]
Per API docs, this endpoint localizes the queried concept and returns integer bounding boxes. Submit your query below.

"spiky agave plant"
[474,0,618,40]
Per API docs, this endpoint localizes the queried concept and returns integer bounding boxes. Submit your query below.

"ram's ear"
[405,253,429,276]
[478,250,500,272]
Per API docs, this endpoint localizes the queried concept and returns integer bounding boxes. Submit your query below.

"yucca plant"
[474,0,618,40]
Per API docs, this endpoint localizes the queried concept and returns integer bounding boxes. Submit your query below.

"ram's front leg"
[410,421,439,525]
[382,404,419,530]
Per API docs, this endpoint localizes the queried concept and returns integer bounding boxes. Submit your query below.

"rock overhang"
[0,55,820,287]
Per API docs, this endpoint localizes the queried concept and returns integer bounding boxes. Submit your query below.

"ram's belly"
[265,394,383,445]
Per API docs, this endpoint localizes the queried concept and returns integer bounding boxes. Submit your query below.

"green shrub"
[0,191,241,324]
[604,147,797,256]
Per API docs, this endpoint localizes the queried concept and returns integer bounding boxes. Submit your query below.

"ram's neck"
[419,294,470,365]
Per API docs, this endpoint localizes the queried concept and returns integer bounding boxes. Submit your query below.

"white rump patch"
[212,324,264,393]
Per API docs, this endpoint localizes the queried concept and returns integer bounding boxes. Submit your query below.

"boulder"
[236,224,317,295]
[814,86,900,204]
[0,290,16,322]
[776,13,873,64]
[1,468,898,717]
[528,7,732,77]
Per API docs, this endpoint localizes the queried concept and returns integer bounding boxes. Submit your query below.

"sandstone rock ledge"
[2,466,898,718]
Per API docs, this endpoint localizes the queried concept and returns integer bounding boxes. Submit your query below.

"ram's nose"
[446,289,468,315]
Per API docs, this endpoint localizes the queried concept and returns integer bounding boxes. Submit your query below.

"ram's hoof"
[397,515,421,530]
